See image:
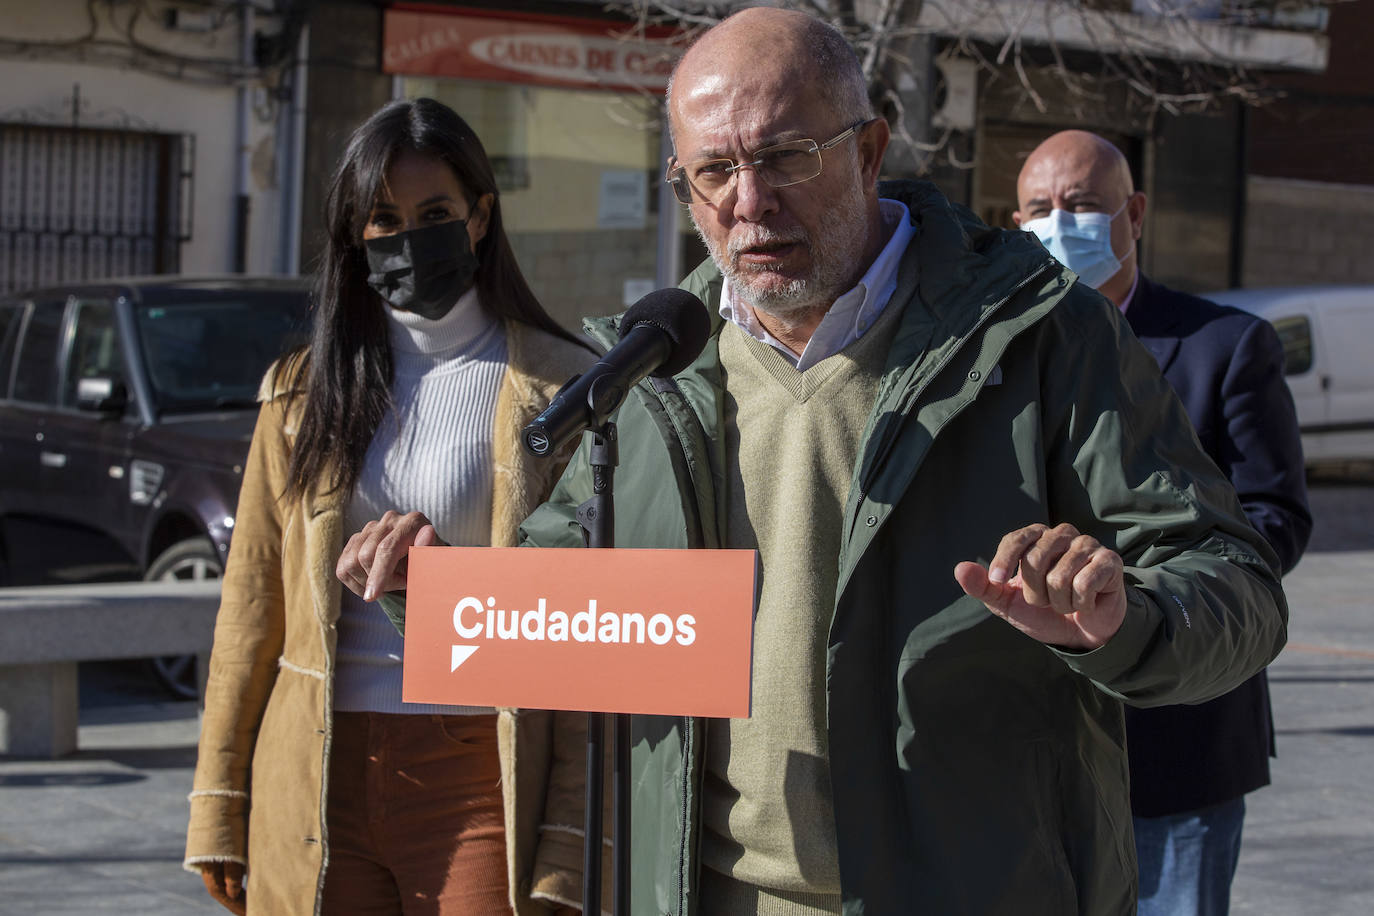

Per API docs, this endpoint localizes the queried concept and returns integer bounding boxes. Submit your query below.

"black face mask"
[364,219,479,320]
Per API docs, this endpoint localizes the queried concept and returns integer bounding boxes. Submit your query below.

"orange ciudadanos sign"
[401,547,757,718]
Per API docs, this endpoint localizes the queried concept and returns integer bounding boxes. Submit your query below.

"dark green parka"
[518,181,1287,916]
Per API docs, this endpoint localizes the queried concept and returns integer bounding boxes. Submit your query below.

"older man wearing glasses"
[341,7,1288,915]
[538,8,1283,913]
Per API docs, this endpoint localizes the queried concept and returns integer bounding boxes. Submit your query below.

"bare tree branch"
[605,0,1341,172]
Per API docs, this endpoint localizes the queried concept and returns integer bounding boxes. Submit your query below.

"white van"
[1206,285,1374,465]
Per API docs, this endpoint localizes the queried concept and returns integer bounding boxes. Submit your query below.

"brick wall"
[1242,176,1374,288]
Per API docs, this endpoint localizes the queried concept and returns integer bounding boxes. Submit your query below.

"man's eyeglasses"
[665,119,877,206]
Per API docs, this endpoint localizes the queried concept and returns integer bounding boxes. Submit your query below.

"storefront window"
[403,78,674,330]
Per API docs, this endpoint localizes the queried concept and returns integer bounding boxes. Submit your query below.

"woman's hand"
[199,861,246,915]
[336,510,446,601]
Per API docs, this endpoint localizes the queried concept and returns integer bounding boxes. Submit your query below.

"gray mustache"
[728,229,809,260]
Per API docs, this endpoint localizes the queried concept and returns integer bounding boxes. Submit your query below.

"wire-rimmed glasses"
[665,119,877,205]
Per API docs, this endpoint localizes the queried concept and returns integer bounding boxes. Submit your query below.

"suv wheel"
[145,536,223,699]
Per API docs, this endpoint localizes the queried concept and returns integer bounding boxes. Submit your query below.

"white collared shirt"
[719,198,916,371]
[1117,267,1141,314]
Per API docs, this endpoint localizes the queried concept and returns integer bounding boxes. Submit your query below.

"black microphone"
[522,288,710,457]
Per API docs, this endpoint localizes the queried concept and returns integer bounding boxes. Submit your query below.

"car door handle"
[40,450,68,468]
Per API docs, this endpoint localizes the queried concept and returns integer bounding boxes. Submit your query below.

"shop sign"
[383,6,681,93]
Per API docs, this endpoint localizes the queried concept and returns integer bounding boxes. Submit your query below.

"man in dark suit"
[1014,130,1312,916]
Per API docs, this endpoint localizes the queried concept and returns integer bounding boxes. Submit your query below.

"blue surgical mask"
[1021,202,1128,289]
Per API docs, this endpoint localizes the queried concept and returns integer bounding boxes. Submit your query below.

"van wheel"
[144,537,223,700]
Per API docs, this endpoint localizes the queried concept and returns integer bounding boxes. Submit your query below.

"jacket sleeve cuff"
[530,827,583,907]
[530,826,613,916]
[1050,587,1161,686]
[184,791,249,870]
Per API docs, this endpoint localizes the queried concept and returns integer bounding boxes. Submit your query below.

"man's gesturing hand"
[953,523,1126,650]
[336,510,445,602]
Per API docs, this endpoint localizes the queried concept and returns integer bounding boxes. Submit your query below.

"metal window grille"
[0,124,193,295]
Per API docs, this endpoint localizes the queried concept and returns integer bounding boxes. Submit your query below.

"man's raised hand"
[954,522,1126,650]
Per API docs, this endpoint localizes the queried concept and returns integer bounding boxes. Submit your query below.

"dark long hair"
[279,97,582,501]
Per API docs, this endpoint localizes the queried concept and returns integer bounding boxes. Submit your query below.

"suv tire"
[145,536,223,699]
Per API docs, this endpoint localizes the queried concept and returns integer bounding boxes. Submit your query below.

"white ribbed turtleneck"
[385,287,492,360]
[334,289,506,715]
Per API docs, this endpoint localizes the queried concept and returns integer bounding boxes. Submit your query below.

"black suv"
[0,276,310,695]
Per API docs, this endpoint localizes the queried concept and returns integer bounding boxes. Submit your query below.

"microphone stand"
[573,420,630,916]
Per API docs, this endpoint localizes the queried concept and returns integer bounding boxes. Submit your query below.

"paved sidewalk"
[0,665,213,915]
[1231,548,1374,915]
[3,492,1372,914]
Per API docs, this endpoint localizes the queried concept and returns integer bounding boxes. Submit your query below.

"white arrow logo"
[450,645,479,671]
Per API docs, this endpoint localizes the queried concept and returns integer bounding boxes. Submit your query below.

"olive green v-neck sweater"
[700,302,903,915]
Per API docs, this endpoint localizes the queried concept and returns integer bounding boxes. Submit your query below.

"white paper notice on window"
[598,169,647,229]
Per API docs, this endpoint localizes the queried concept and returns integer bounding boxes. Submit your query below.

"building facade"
[301,0,694,332]
[1242,0,1374,288]
[0,0,302,292]
[4,0,1350,310]
[872,0,1333,294]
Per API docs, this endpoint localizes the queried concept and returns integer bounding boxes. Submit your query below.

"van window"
[1269,315,1313,376]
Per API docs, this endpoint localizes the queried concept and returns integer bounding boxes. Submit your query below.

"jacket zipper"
[677,713,695,916]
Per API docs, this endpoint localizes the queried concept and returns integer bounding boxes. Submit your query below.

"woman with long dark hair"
[184,98,592,915]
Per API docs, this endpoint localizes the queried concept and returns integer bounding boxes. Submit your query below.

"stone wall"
[1242,176,1374,288]
[509,227,662,333]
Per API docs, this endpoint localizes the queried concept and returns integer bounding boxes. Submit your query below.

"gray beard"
[693,191,870,321]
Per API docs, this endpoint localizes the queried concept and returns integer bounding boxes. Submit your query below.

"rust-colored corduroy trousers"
[319,712,513,915]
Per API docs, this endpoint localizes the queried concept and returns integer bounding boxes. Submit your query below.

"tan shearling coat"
[184,319,595,914]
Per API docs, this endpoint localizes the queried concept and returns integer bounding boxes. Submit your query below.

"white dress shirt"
[719,198,916,371]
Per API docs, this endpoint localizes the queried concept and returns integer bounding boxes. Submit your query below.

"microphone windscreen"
[619,288,711,378]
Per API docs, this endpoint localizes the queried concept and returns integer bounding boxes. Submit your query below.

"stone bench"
[0,580,220,758]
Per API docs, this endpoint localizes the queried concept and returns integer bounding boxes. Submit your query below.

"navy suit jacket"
[1124,274,1312,817]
